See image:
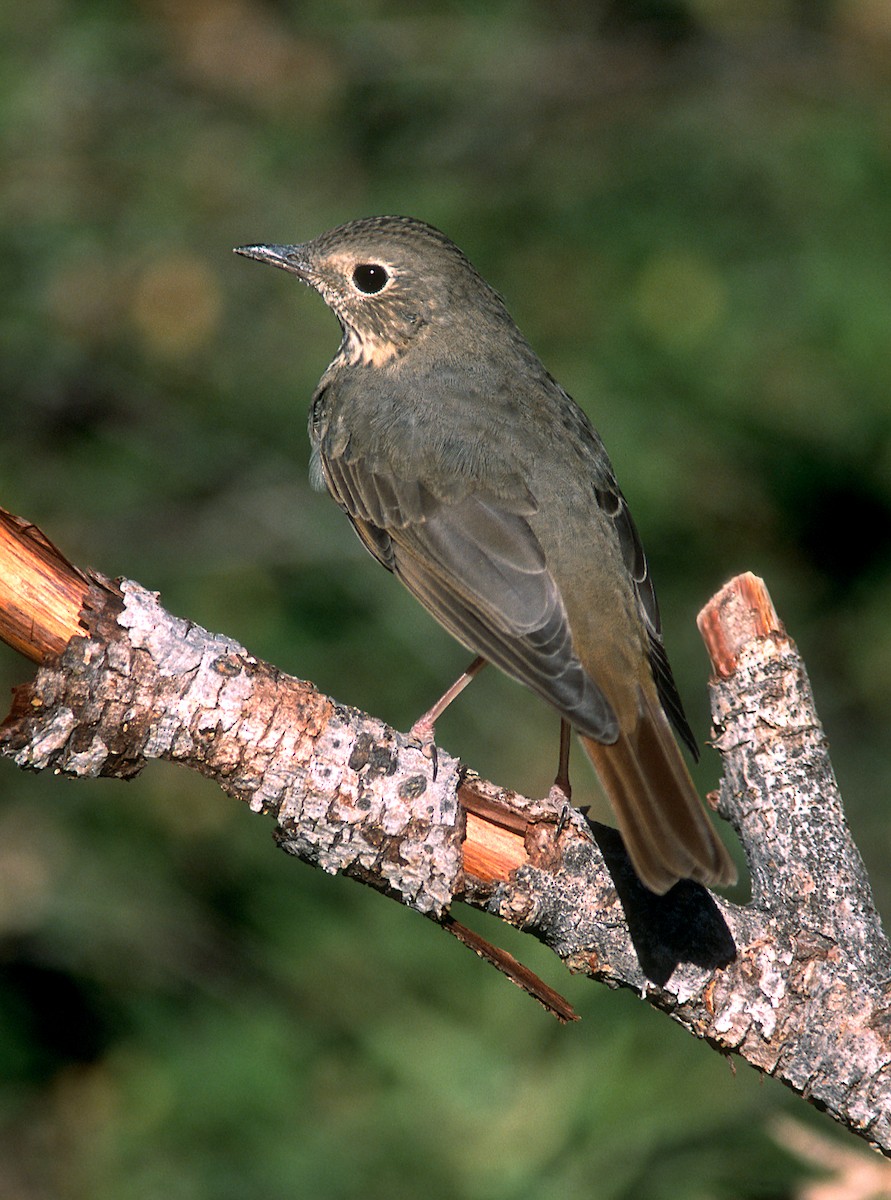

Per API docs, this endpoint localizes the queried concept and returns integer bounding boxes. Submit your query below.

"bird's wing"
[321,452,619,742]
[593,479,699,759]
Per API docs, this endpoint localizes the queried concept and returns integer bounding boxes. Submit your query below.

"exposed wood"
[696,570,784,677]
[1,512,889,1153]
[462,811,528,882]
[0,511,96,662]
[459,780,530,883]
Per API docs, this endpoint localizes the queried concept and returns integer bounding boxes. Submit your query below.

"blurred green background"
[2,1,891,1196]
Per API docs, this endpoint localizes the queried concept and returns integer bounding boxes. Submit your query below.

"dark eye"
[352,263,389,294]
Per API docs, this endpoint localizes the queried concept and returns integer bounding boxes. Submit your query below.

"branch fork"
[1,510,890,1152]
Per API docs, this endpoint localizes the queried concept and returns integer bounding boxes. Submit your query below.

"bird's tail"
[579,685,736,895]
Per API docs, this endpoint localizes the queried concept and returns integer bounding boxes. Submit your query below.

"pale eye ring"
[352,263,390,294]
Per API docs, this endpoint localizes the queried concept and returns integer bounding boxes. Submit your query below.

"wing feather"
[322,452,618,742]
[595,478,699,760]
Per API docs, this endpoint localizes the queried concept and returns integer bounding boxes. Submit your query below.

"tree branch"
[1,509,889,1152]
[0,511,99,662]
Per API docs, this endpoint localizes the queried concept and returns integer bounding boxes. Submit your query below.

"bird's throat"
[336,325,403,369]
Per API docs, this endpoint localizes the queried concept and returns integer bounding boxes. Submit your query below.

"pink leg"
[549,718,572,803]
[552,720,580,835]
[409,655,487,747]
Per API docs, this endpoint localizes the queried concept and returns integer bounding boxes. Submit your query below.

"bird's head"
[235,215,507,367]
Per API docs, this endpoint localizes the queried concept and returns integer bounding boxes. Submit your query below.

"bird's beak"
[233,243,311,278]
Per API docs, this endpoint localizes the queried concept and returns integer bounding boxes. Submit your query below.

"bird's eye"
[352,263,389,294]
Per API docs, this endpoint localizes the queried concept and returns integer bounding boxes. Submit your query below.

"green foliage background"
[2,1,891,1196]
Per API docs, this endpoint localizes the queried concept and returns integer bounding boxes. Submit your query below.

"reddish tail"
[580,685,736,895]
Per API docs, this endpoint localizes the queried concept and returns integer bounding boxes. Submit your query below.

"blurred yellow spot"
[51,1063,122,1142]
[131,254,222,358]
[836,0,891,38]
[686,0,780,34]
[144,0,340,116]
[633,250,726,349]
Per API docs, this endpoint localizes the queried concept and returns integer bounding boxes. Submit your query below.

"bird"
[234,216,736,895]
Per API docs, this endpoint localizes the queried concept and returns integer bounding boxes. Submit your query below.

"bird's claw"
[407,722,439,781]
[424,739,439,781]
[549,783,574,837]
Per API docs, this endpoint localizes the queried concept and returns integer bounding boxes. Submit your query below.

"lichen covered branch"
[1,512,890,1151]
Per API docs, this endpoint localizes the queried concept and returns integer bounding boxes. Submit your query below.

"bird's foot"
[550,783,574,837]
[407,717,439,781]
[405,657,488,785]
[550,718,575,835]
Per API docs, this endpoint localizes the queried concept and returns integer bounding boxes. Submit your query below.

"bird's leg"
[408,655,487,776]
[552,719,576,835]
[551,718,573,802]
[409,655,488,741]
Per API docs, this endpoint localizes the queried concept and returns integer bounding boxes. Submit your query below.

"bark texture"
[1,529,889,1152]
